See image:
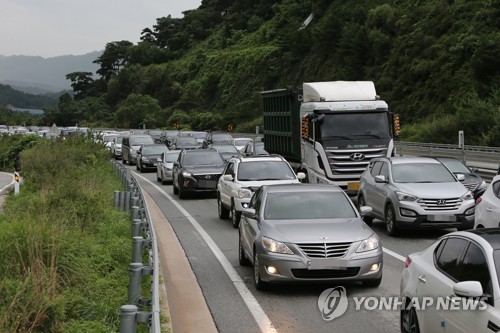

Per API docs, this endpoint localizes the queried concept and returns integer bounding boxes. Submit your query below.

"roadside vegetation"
[0,135,132,332]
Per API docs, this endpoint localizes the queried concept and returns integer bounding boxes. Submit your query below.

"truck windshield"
[320,112,390,140]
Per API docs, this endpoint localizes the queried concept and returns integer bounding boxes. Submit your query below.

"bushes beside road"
[0,135,131,332]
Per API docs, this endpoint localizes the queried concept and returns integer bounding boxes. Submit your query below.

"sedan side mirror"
[374,175,387,183]
[223,174,234,181]
[456,174,466,181]
[359,206,373,216]
[470,167,478,174]
[453,281,483,298]
[242,208,256,219]
[296,172,306,180]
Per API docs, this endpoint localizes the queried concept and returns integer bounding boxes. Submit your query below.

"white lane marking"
[134,173,278,333]
[383,247,406,262]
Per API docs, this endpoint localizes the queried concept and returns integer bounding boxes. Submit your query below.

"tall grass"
[0,135,131,332]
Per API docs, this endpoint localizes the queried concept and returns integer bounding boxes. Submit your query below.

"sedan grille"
[297,242,352,258]
[192,174,220,181]
[291,267,360,279]
[418,197,462,211]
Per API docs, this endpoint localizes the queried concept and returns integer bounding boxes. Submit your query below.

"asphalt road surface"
[129,166,455,333]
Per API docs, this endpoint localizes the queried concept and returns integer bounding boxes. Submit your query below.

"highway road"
[128,165,456,333]
[0,172,14,194]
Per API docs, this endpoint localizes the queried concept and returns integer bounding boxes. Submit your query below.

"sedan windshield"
[438,158,471,174]
[213,145,238,153]
[264,192,357,220]
[392,163,456,183]
[254,144,269,155]
[183,152,224,166]
[238,161,296,181]
[176,137,198,145]
[212,134,233,142]
[164,152,180,162]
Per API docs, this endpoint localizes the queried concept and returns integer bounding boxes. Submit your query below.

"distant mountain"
[0,51,102,93]
[0,83,58,109]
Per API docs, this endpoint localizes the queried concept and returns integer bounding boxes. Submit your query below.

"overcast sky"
[0,0,202,58]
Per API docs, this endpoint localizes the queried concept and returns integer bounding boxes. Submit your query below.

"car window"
[380,162,389,179]
[224,162,234,176]
[438,158,470,174]
[237,161,296,181]
[392,163,456,183]
[254,144,268,155]
[370,161,383,176]
[130,136,154,145]
[142,145,168,154]
[263,191,357,220]
[164,152,180,162]
[458,242,492,296]
[435,237,469,280]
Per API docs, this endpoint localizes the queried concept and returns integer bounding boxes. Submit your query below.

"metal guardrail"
[110,160,161,333]
[395,141,500,182]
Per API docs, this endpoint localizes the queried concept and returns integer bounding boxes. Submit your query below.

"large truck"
[261,81,400,196]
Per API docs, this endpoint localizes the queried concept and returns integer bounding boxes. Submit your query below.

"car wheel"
[385,204,399,236]
[139,162,144,173]
[357,195,373,225]
[178,185,186,199]
[218,194,230,220]
[173,180,179,195]
[401,306,420,333]
[231,202,241,228]
[157,173,162,182]
[253,251,268,291]
[363,276,382,288]
[122,156,127,165]
[239,232,250,266]
[161,173,167,185]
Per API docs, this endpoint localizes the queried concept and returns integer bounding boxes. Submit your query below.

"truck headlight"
[262,237,293,254]
[356,235,380,253]
[238,188,252,199]
[395,191,418,202]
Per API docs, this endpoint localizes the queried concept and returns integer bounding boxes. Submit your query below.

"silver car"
[239,184,382,290]
[358,157,475,236]
[156,150,181,184]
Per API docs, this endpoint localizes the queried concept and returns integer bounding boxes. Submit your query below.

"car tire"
[178,185,186,199]
[139,162,144,173]
[253,251,268,291]
[231,202,241,228]
[401,306,420,333]
[218,194,230,220]
[385,203,399,236]
[357,195,373,225]
[239,232,250,266]
[122,156,127,165]
[157,173,162,182]
[363,276,382,288]
[161,174,167,185]
[173,180,179,195]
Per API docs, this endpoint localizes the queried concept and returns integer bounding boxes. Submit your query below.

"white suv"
[217,155,305,228]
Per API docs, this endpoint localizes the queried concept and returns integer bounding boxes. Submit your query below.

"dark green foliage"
[65,0,498,146]
[0,83,58,108]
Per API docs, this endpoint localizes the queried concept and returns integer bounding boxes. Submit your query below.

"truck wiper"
[352,134,383,139]
[324,135,352,140]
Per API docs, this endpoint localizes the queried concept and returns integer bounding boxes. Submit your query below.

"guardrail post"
[119,191,125,211]
[128,263,143,305]
[132,219,142,238]
[124,191,131,211]
[119,305,138,333]
[132,206,139,220]
[132,237,144,263]
[114,191,120,209]
[131,196,139,208]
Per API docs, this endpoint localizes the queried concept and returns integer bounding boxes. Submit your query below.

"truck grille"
[418,198,462,211]
[297,242,351,258]
[326,148,387,176]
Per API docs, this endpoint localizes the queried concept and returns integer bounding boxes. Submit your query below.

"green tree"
[115,94,161,128]
[93,41,133,81]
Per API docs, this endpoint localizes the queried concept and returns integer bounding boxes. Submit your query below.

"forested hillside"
[48,0,499,145]
[0,84,58,108]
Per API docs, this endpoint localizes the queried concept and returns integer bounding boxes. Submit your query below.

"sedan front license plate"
[198,180,217,189]
[308,258,347,270]
[428,215,457,222]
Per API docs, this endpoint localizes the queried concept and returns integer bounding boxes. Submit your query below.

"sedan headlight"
[238,188,252,199]
[395,191,418,202]
[182,171,192,177]
[262,237,293,254]
[356,234,380,253]
[461,191,473,201]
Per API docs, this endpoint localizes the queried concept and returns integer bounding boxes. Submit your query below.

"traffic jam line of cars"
[105,128,500,332]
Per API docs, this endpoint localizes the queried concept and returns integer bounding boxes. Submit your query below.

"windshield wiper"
[323,135,352,140]
[352,134,384,139]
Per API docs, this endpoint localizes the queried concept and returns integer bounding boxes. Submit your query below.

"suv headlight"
[462,191,473,201]
[477,180,487,191]
[182,171,192,177]
[141,157,149,162]
[262,237,293,254]
[238,188,252,199]
[356,235,380,253]
[395,191,418,202]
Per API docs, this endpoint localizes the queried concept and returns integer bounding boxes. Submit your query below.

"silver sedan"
[239,184,383,290]
[156,150,181,184]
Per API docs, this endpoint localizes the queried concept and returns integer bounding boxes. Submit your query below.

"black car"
[241,140,269,157]
[136,144,169,172]
[433,156,487,199]
[202,132,233,148]
[172,150,225,199]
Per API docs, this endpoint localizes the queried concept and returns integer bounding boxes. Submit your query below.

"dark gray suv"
[122,134,155,165]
